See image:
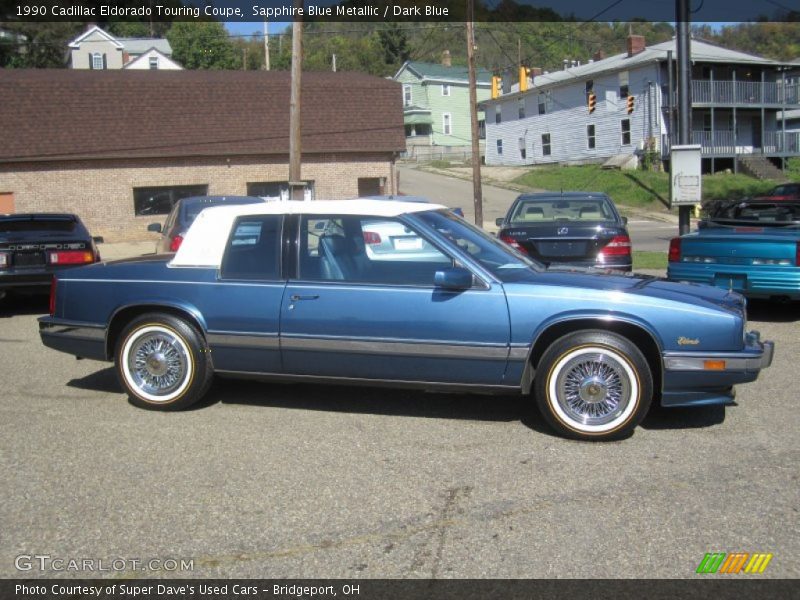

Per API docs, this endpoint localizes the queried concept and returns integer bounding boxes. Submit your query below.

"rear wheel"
[534,331,652,441]
[115,313,212,410]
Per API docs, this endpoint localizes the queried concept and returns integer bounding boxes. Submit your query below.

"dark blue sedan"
[39,200,773,441]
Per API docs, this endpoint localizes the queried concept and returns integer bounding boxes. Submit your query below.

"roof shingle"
[0,69,406,163]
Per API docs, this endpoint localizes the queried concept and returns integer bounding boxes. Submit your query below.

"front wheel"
[534,331,653,441]
[115,313,213,410]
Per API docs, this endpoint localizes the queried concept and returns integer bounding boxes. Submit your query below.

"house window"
[91,53,104,70]
[496,139,503,155]
[478,119,486,139]
[619,71,629,98]
[587,125,596,150]
[495,105,501,124]
[585,79,594,100]
[518,98,525,119]
[621,119,631,145]
[519,138,526,160]
[441,84,450,96]
[703,113,712,132]
[442,113,452,136]
[149,56,159,70]
[403,85,412,107]
[542,134,551,156]
[538,93,546,115]
[133,184,208,216]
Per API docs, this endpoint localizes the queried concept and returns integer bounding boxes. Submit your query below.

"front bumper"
[660,330,774,407]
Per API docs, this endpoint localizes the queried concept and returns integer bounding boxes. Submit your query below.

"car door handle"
[290,294,319,301]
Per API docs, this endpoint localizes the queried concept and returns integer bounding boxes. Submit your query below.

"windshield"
[416,210,542,280]
[707,201,800,227]
[508,197,617,224]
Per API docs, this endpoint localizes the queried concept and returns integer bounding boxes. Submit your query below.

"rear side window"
[220,216,282,280]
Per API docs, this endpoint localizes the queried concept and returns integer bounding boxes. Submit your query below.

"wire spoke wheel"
[555,350,632,427]
[535,331,653,441]
[116,314,212,410]
[127,330,188,398]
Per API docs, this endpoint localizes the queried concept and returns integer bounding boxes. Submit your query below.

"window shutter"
[88,53,93,69]
[102,54,107,69]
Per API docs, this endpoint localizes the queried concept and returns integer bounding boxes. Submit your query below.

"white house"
[482,36,799,173]
[68,26,181,70]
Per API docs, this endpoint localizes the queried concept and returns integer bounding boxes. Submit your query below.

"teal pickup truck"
[667,199,800,302]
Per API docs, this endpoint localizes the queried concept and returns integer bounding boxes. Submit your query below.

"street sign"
[670,144,702,207]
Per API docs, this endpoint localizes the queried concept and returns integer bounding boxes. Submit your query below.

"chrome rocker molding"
[216,369,520,394]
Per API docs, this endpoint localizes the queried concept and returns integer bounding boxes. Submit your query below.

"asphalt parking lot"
[0,291,798,579]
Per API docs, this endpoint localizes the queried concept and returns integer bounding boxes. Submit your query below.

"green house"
[393,56,492,153]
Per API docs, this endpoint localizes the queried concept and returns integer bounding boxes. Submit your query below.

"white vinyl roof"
[171,199,445,268]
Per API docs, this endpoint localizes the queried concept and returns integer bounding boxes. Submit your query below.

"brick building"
[0,70,405,241]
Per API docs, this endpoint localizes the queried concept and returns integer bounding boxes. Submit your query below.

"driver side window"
[298,215,452,286]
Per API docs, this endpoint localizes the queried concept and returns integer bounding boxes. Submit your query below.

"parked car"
[755,183,800,202]
[40,200,772,441]
[495,192,632,271]
[148,195,266,253]
[0,213,101,300]
[668,199,800,302]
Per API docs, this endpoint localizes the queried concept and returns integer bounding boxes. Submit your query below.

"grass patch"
[428,159,452,169]
[512,165,781,209]
[632,251,667,271]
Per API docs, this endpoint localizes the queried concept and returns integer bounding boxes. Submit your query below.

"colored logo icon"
[696,552,773,574]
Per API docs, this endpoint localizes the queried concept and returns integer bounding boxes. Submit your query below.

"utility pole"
[288,0,305,200]
[676,0,692,234]
[466,4,483,228]
[263,20,270,71]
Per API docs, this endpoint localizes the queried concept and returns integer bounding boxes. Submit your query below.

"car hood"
[506,266,745,315]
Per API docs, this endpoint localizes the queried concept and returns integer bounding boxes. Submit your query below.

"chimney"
[441,50,451,67]
[593,49,606,61]
[627,35,646,57]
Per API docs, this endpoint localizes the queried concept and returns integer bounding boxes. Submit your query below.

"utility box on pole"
[669,144,702,208]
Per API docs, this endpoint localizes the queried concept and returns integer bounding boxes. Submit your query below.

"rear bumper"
[660,330,773,407]
[39,317,108,361]
[667,264,800,300]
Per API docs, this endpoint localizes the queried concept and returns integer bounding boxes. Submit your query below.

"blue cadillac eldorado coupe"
[39,200,774,441]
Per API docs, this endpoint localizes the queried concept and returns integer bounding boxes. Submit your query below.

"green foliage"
[167,22,237,70]
[513,165,778,209]
[696,22,800,62]
[0,22,83,68]
[785,158,800,181]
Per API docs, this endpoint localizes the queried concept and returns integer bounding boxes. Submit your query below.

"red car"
[757,183,800,202]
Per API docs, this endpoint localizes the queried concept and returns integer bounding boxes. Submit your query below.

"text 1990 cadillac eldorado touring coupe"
[39,200,773,441]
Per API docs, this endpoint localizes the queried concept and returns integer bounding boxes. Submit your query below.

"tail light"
[796,242,800,266]
[169,234,184,252]
[49,277,57,316]
[668,238,682,262]
[499,233,528,255]
[47,250,95,265]
[0,251,8,269]
[362,231,382,245]
[598,235,631,259]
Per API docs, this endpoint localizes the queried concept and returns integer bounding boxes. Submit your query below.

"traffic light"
[492,75,501,99]
[519,66,531,93]
[587,91,596,114]
[627,94,635,114]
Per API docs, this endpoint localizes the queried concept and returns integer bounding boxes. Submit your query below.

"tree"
[378,23,410,70]
[167,22,237,70]
[0,22,83,68]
